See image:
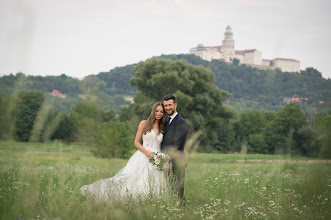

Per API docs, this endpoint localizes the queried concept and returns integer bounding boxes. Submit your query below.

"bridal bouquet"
[149,152,171,171]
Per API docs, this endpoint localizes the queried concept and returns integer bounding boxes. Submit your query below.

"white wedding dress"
[80,129,166,203]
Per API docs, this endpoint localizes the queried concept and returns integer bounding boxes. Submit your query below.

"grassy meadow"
[0,141,330,219]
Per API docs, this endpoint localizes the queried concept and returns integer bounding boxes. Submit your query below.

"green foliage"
[159,54,331,113]
[80,76,107,95]
[1,55,330,114]
[248,133,268,153]
[72,102,102,121]
[297,126,320,157]
[64,102,103,144]
[51,113,78,142]
[29,73,81,95]
[301,67,322,78]
[44,94,81,113]
[40,108,61,142]
[268,103,306,154]
[213,122,237,153]
[0,96,8,139]
[232,58,240,65]
[92,121,134,158]
[0,94,21,140]
[317,114,331,158]
[1,55,330,156]
[272,103,306,137]
[14,91,45,142]
[96,64,137,95]
[127,58,236,149]
[78,75,131,113]
[234,110,269,139]
[234,110,274,154]
[101,109,116,122]
[232,104,312,155]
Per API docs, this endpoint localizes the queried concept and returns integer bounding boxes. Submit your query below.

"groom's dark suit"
[161,113,188,200]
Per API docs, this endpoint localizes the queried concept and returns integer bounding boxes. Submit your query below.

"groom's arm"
[173,120,188,151]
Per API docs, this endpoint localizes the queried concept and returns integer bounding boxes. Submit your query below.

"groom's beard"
[168,110,175,116]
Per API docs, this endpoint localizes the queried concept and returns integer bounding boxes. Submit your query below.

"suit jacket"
[161,113,188,152]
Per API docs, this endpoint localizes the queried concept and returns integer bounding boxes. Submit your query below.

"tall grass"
[0,141,330,219]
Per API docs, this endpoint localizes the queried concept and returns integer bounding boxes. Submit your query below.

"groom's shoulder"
[177,114,187,124]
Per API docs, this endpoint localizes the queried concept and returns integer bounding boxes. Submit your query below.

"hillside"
[158,54,331,113]
[0,54,330,113]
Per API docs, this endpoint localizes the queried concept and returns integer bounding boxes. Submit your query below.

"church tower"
[222,25,235,62]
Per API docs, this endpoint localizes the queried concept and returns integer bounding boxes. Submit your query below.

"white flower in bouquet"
[149,151,171,171]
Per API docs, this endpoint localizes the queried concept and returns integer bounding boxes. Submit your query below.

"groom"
[161,94,188,201]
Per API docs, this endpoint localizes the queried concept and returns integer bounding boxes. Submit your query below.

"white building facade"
[189,26,300,73]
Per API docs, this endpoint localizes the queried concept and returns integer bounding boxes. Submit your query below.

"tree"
[80,76,107,95]
[317,114,331,158]
[232,58,240,66]
[96,64,137,94]
[268,103,306,154]
[0,96,7,139]
[70,102,102,143]
[72,101,102,121]
[14,91,45,141]
[92,121,134,158]
[272,103,306,137]
[248,133,268,153]
[126,58,235,150]
[297,126,319,156]
[301,67,322,78]
[235,110,268,139]
[51,113,77,142]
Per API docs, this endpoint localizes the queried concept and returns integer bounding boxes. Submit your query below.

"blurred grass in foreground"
[0,141,330,219]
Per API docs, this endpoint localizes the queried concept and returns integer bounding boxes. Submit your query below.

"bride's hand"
[146,151,153,158]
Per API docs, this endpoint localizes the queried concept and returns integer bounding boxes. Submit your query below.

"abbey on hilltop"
[189,26,300,72]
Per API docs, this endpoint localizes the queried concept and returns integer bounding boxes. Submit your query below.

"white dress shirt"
[169,112,178,124]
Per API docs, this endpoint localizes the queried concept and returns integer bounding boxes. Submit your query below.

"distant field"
[0,141,330,219]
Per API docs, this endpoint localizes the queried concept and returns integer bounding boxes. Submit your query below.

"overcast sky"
[0,0,330,79]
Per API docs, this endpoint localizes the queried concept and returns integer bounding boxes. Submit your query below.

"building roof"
[214,45,222,51]
[235,49,257,55]
[273,58,299,62]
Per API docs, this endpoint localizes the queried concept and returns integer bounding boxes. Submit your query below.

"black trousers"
[170,152,186,200]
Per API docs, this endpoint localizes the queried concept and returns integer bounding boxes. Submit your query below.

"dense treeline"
[0,71,132,113]
[0,91,133,158]
[1,54,330,114]
[0,58,330,158]
[1,55,331,158]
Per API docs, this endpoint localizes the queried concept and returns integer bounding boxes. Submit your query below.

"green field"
[0,141,330,219]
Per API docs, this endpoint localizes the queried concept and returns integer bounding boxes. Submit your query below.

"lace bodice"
[142,129,163,152]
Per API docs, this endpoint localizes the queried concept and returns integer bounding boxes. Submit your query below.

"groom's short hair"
[163,94,176,103]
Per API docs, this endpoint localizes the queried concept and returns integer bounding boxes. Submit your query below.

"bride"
[80,102,167,203]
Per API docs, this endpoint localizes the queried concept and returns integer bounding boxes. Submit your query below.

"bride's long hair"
[143,102,166,135]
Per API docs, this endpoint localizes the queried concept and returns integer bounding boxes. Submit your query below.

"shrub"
[92,121,134,158]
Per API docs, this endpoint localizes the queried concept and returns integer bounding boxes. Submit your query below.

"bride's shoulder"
[139,120,147,126]
[138,120,147,130]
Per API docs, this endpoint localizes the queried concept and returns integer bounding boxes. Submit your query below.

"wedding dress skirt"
[80,129,166,203]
